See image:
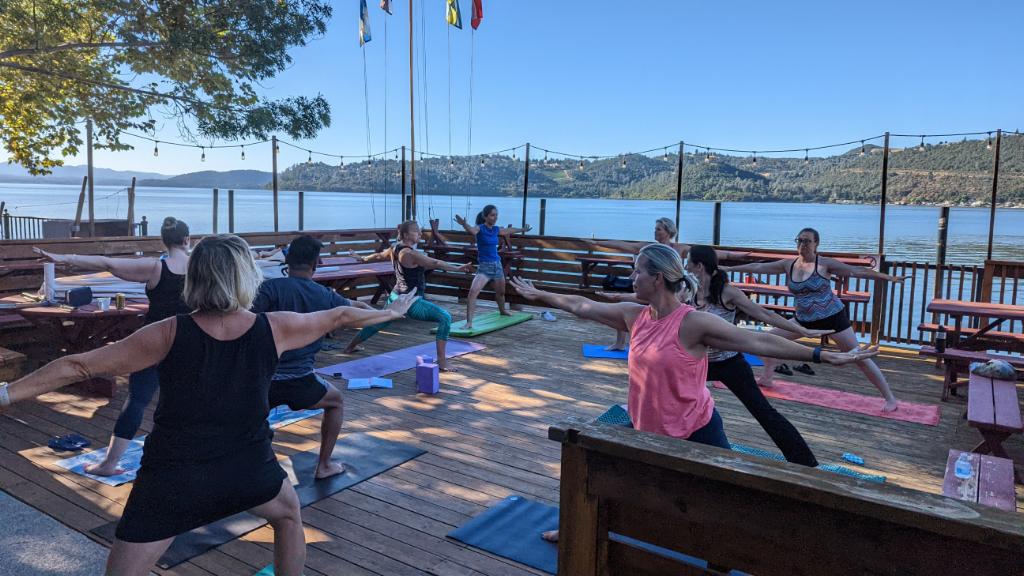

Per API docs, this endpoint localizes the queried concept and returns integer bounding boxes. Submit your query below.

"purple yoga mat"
[316,340,485,380]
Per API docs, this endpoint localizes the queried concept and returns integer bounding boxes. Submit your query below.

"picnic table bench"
[918,346,1024,400]
[917,322,1024,354]
[313,262,395,305]
[575,256,634,288]
[942,449,1016,512]
[966,372,1023,483]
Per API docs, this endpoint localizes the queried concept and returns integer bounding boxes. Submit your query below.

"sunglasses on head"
[795,238,814,245]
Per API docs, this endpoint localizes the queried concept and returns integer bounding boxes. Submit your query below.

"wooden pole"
[228,189,235,233]
[212,188,219,233]
[521,143,531,229]
[298,191,305,231]
[712,202,722,246]
[931,206,950,324]
[127,177,136,235]
[73,176,87,237]
[408,0,417,220]
[539,198,547,236]
[401,146,407,220]
[878,132,890,254]
[86,118,95,237]
[986,129,1002,261]
[674,141,684,240]
[272,135,280,231]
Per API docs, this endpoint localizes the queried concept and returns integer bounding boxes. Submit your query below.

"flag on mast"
[380,0,392,15]
[446,0,463,29]
[471,0,483,30]
[359,0,372,45]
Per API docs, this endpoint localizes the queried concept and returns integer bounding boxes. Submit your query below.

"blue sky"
[16,0,1024,174]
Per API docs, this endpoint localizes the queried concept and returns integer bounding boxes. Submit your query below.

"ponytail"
[687,244,730,305]
[708,269,729,307]
[476,204,497,226]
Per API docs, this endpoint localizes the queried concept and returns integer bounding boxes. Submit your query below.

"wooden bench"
[967,372,1023,483]
[550,421,1024,575]
[917,322,1024,353]
[312,262,396,305]
[942,449,1016,511]
[0,346,26,381]
[919,346,1024,400]
[575,256,634,288]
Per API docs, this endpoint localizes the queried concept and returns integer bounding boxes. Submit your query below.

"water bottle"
[935,325,947,353]
[954,453,973,479]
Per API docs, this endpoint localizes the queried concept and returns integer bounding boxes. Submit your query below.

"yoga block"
[416,363,439,394]
[416,354,435,365]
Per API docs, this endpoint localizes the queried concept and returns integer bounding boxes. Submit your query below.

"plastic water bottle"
[954,453,973,479]
[935,325,947,353]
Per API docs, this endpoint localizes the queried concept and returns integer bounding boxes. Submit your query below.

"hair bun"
[162,217,178,229]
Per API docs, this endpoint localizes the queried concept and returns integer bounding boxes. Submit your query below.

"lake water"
[2,182,1022,265]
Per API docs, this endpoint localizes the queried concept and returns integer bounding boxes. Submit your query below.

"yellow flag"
[446,0,463,29]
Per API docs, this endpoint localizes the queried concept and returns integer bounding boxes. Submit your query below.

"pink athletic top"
[627,304,714,439]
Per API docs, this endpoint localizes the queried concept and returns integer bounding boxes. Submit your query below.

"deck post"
[127,177,136,235]
[539,198,547,236]
[86,118,95,237]
[870,132,892,344]
[932,206,950,324]
[878,132,890,254]
[712,201,722,246]
[212,188,219,233]
[298,190,305,231]
[674,141,684,240]
[986,129,1002,260]
[401,146,408,221]
[72,176,87,237]
[522,143,531,230]
[228,190,235,233]
[272,135,280,232]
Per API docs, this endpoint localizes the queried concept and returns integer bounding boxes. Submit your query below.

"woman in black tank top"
[35,217,192,476]
[7,234,419,575]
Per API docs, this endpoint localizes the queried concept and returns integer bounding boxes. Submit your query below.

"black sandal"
[792,363,815,376]
[774,364,793,376]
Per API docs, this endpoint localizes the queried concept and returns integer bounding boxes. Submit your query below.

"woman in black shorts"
[723,227,906,411]
[1,234,418,575]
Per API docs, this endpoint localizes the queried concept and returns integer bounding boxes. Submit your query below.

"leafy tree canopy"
[0,0,332,174]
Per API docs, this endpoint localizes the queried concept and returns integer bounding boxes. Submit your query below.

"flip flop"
[773,364,794,376]
[48,434,91,452]
[792,363,816,376]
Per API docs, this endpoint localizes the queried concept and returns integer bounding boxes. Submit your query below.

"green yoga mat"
[434,311,532,337]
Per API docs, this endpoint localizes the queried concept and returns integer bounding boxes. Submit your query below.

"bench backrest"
[550,421,1024,576]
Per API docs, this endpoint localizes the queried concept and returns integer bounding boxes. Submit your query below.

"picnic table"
[966,372,1023,484]
[0,294,148,396]
[313,262,395,305]
[926,299,1024,351]
[731,281,870,303]
[942,449,1016,511]
[575,256,634,288]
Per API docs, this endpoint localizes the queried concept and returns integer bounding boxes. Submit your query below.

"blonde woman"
[2,234,418,576]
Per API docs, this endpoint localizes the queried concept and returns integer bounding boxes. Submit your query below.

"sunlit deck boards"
[0,298,1021,575]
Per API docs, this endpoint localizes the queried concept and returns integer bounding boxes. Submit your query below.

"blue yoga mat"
[582,344,629,360]
[743,353,764,367]
[448,496,747,575]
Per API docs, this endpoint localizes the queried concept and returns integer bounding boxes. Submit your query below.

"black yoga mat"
[92,433,425,569]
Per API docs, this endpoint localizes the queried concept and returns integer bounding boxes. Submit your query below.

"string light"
[704,149,710,163]
[918,136,925,152]
[450,158,455,167]
[240,146,245,160]
[307,151,312,164]
[512,148,517,161]
[752,152,757,165]
[153,141,159,157]
[987,132,993,150]
[804,149,809,164]
[620,156,626,169]
[339,155,344,168]
[663,147,669,161]
[200,147,205,162]
[578,159,584,170]
[859,141,865,156]
[480,157,485,166]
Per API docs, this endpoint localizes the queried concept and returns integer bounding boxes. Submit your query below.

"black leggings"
[708,354,818,467]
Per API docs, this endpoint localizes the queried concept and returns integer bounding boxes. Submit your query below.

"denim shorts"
[477,260,505,280]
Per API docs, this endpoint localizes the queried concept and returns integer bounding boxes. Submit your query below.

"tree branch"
[0,41,165,61]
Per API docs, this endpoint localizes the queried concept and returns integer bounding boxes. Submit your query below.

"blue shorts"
[477,260,505,281]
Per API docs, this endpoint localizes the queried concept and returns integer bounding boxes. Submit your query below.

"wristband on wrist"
[812,346,822,364]
[0,382,11,407]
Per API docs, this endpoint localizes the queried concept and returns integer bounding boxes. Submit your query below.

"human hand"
[386,292,420,316]
[509,277,542,301]
[822,345,879,365]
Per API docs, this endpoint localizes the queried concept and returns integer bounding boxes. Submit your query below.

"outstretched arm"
[510,277,638,332]
[589,239,643,254]
[453,214,480,236]
[403,249,473,273]
[500,224,532,236]
[34,247,158,284]
[686,312,878,366]
[821,257,906,283]
[720,258,790,275]
[268,293,419,355]
[596,291,646,304]
[2,319,176,407]
[721,285,832,339]
[350,246,393,263]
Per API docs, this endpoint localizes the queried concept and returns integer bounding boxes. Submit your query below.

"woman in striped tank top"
[724,228,907,411]
[511,244,879,541]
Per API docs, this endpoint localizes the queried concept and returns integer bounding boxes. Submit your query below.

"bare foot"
[499,309,512,316]
[84,462,125,477]
[541,530,559,543]
[882,399,899,412]
[605,344,627,351]
[756,374,775,388]
[343,344,364,354]
[314,460,347,479]
[439,364,458,373]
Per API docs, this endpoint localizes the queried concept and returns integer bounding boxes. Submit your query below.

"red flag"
[471,0,483,29]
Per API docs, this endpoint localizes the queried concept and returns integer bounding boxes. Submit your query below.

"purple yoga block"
[416,363,439,394]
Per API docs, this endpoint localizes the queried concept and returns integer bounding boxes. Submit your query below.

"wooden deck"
[0,298,1021,575]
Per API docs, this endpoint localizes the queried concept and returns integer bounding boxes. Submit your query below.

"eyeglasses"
[794,238,815,245]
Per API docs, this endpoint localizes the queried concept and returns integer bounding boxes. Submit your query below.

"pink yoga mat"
[316,340,485,380]
[710,379,940,426]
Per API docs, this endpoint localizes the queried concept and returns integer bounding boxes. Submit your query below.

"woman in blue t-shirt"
[454,205,531,330]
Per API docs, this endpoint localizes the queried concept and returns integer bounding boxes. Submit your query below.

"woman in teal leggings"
[344,220,472,371]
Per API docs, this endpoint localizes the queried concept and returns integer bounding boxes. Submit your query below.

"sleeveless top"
[392,245,426,296]
[142,313,279,466]
[787,255,843,322]
[699,298,739,363]
[628,304,714,439]
[476,225,500,263]
[144,259,189,324]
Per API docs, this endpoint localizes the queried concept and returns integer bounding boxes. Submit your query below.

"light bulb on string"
[859,141,865,156]
[512,148,517,161]
[987,132,993,150]
[663,148,669,161]
[704,149,710,163]
[240,146,246,161]
[480,157,485,167]
[918,136,925,152]
[450,158,455,168]
[752,152,757,166]
[804,149,809,164]
[620,156,626,169]
[200,147,206,162]
[307,151,312,164]
[153,142,159,157]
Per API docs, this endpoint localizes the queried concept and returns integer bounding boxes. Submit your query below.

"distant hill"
[278,134,1024,207]
[0,163,169,185]
[138,170,272,189]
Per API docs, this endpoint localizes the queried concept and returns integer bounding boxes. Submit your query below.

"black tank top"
[143,313,279,466]
[392,245,426,296]
[144,259,189,323]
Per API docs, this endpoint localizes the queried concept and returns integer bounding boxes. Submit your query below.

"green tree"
[0,0,332,174]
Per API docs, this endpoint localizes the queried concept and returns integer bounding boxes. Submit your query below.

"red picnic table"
[731,281,870,303]
[313,262,395,305]
[926,299,1024,351]
[1,294,148,396]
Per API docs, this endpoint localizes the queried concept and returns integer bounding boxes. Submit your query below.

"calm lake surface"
[2,182,1022,265]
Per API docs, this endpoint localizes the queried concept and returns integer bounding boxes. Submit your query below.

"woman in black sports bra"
[35,217,192,476]
[10,234,419,575]
[723,228,906,411]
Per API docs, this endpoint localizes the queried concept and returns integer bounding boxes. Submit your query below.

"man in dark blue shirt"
[252,235,374,479]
